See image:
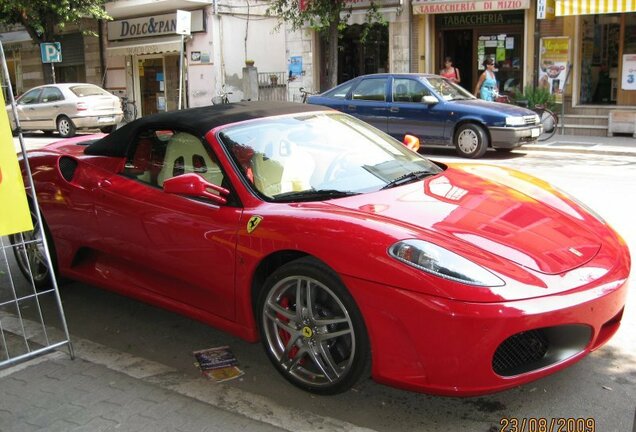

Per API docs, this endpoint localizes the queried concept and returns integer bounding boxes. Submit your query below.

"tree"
[267,0,383,89]
[0,0,109,83]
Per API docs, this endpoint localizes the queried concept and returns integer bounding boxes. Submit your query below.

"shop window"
[580,14,620,104]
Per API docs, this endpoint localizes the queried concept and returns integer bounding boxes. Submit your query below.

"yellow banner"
[0,91,33,236]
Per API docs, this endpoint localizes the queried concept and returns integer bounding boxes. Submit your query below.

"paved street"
[3,133,636,432]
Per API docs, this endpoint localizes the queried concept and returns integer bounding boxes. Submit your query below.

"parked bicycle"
[534,104,559,141]
[494,90,558,142]
[121,96,137,122]
[212,85,233,105]
[299,87,318,103]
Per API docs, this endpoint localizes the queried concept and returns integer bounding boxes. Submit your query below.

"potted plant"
[245,59,255,67]
[512,85,556,112]
[269,74,279,86]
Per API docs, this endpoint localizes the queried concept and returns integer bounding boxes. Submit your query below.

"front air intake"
[58,157,78,182]
[492,324,592,376]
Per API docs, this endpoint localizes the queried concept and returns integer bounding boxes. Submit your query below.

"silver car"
[7,83,124,137]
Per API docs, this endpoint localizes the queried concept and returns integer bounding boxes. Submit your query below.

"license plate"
[98,116,114,123]
[531,128,540,137]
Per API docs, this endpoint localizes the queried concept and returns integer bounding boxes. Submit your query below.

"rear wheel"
[9,208,56,290]
[257,257,370,395]
[454,123,488,158]
[100,125,115,134]
[57,116,76,138]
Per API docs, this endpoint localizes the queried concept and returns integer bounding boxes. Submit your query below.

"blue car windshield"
[218,112,442,200]
[425,77,475,101]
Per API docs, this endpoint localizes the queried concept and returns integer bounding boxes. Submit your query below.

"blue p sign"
[40,43,62,63]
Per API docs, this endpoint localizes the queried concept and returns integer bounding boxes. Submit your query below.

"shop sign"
[435,11,524,28]
[537,0,555,19]
[108,9,205,41]
[413,0,529,15]
[621,54,636,90]
[539,37,570,104]
[0,91,33,236]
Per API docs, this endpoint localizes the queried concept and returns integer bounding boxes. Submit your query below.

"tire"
[257,257,370,395]
[454,123,488,158]
[538,110,558,142]
[8,208,57,291]
[100,125,115,134]
[56,116,76,138]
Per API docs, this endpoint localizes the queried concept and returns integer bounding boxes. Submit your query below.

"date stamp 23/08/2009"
[498,417,595,432]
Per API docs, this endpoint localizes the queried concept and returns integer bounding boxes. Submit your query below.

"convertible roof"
[85,101,327,157]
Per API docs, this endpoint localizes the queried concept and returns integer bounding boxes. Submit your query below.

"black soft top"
[85,101,327,157]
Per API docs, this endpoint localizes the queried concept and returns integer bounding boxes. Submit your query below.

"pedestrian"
[439,57,461,84]
[474,58,497,101]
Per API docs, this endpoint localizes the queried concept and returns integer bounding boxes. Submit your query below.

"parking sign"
[40,42,62,63]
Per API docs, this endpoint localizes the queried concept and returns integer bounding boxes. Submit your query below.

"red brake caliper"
[277,297,301,361]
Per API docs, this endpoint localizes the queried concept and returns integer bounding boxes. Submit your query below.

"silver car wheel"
[262,275,356,388]
[11,212,50,285]
[457,128,479,154]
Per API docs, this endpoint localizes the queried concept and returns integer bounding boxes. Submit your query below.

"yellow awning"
[557,0,636,15]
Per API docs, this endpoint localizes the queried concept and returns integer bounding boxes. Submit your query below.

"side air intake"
[58,157,78,182]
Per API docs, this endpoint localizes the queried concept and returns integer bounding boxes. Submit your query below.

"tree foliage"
[0,0,109,44]
[267,0,384,89]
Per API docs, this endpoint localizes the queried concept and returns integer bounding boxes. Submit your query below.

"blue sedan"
[308,73,542,158]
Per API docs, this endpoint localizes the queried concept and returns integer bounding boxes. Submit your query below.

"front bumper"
[489,125,543,148]
[343,257,629,396]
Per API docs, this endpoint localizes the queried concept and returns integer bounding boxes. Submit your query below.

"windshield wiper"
[381,170,434,190]
[272,189,360,202]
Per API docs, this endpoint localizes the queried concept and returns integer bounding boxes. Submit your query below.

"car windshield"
[219,112,442,201]
[70,85,109,97]
[425,77,475,101]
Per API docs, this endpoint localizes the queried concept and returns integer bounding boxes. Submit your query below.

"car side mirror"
[402,134,421,152]
[421,95,438,105]
[163,173,229,205]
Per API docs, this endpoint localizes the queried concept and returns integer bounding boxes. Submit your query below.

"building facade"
[104,0,287,116]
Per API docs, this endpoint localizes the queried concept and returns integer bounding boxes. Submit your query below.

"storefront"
[546,3,636,107]
[105,9,207,116]
[317,0,406,89]
[412,0,535,96]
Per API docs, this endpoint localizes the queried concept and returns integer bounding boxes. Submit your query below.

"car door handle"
[98,179,112,188]
[389,107,399,113]
[347,105,356,111]
[53,105,60,108]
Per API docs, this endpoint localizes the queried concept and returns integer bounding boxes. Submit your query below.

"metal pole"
[51,63,56,84]
[561,62,572,136]
[178,34,184,110]
[0,40,74,360]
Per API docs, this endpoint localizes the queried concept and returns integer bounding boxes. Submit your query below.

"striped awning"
[557,0,636,15]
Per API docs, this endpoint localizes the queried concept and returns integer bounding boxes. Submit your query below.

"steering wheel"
[324,151,360,183]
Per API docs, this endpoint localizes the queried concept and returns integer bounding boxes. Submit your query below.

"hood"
[331,164,601,275]
[452,99,536,117]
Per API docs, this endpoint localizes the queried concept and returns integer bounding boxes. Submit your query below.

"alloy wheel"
[457,129,479,154]
[261,275,356,389]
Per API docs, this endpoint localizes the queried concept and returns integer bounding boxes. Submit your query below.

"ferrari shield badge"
[247,215,263,234]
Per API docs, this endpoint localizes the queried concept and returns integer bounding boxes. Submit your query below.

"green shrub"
[512,85,556,111]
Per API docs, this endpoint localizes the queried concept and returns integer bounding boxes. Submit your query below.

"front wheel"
[56,116,76,138]
[454,123,489,158]
[538,110,558,141]
[257,257,370,395]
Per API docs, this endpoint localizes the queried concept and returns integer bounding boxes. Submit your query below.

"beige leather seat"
[157,132,223,187]
[250,131,315,198]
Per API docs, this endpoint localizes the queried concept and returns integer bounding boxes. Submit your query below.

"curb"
[522,144,636,157]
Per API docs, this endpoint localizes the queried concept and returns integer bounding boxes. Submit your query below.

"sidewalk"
[523,133,636,156]
[0,318,375,432]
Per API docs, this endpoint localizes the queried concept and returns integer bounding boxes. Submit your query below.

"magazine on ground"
[193,346,244,382]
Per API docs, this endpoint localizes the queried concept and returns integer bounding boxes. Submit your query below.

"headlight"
[505,116,526,126]
[388,239,505,287]
[533,114,540,124]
